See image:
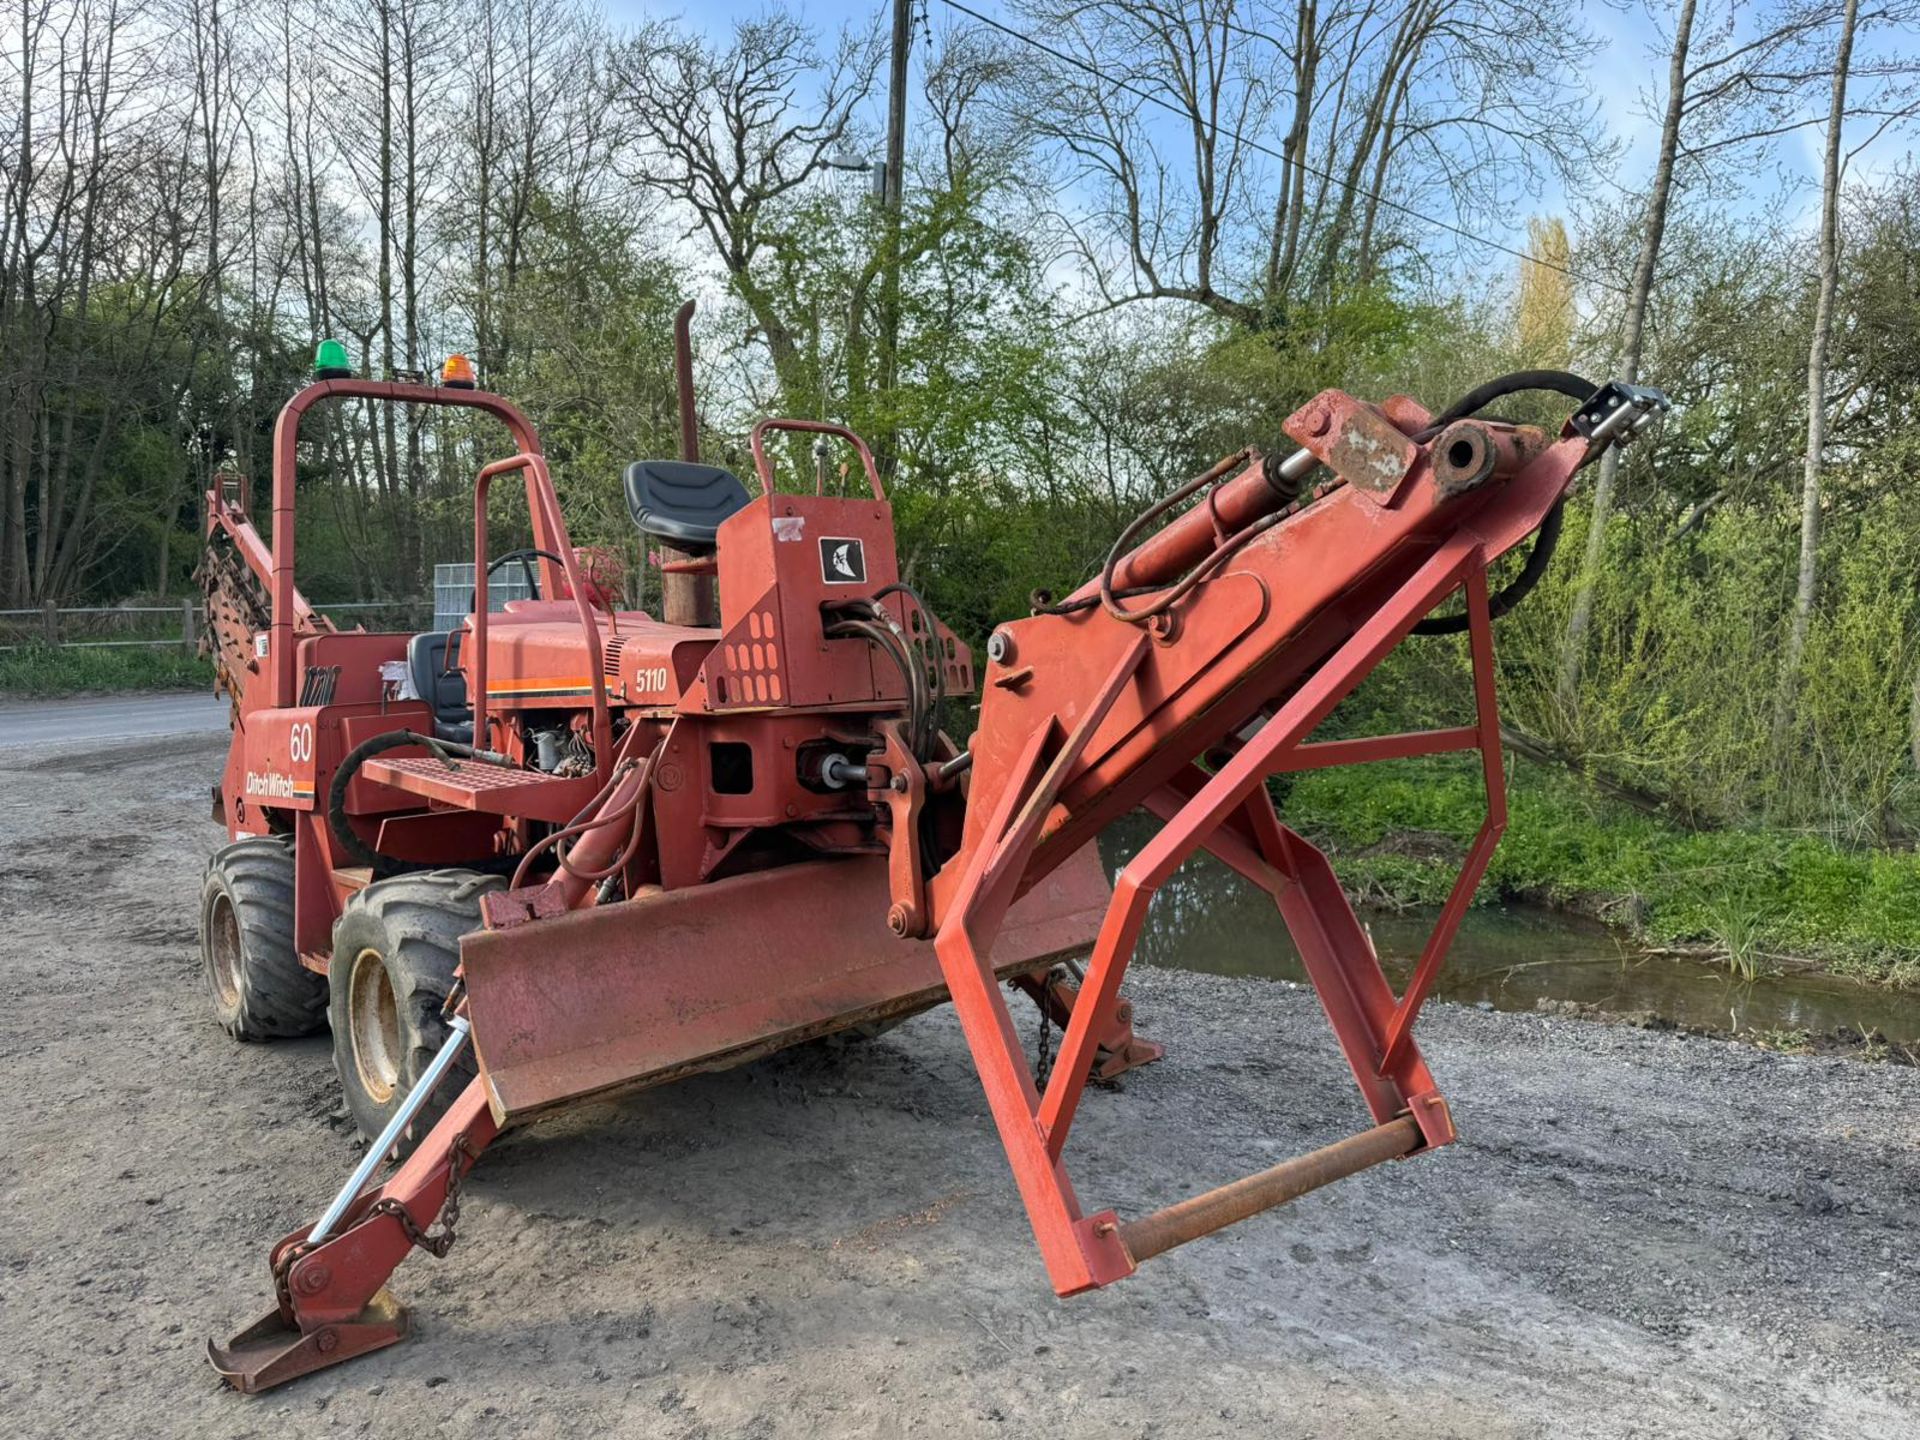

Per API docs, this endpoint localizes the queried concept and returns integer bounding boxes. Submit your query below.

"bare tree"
[1556,0,1702,717]
[1,0,219,603]
[606,14,881,408]
[1773,0,1861,751]
[1004,0,1600,329]
[1555,0,1847,720]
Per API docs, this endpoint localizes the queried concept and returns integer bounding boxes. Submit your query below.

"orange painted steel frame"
[264,381,557,711]
[920,394,1587,1292]
[217,381,614,960]
[468,451,613,764]
[748,416,888,500]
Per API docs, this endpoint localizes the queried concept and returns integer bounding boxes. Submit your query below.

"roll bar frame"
[265,379,561,710]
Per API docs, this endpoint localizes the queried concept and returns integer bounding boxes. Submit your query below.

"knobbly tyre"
[194,326,1665,1392]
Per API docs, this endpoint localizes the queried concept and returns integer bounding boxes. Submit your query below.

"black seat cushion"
[407,631,473,743]
[623,460,752,553]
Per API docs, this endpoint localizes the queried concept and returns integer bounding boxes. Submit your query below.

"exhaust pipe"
[660,301,716,628]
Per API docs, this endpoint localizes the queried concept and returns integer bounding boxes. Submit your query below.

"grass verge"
[1284,755,1920,988]
[0,644,213,698]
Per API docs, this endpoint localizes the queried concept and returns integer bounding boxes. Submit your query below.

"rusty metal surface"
[208,1077,500,1392]
[206,1289,409,1395]
[1118,1115,1422,1264]
[1430,420,1551,497]
[359,754,598,821]
[1012,969,1163,1081]
[1327,408,1419,493]
[462,848,1113,1120]
[1285,393,1418,495]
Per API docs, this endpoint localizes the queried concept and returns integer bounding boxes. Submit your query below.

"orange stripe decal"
[485,676,594,695]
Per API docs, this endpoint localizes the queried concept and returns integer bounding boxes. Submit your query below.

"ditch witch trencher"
[195,325,1664,1391]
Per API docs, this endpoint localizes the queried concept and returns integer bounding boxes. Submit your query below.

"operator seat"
[407,631,473,743]
[624,460,751,553]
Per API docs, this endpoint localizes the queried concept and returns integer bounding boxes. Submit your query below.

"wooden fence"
[0,600,430,653]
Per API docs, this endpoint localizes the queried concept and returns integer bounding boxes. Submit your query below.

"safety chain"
[1035,1001,1053,1089]
[271,1240,313,1315]
[269,1133,472,1318]
[370,1135,471,1260]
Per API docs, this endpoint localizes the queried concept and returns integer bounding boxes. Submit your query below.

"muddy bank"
[1,728,1916,1439]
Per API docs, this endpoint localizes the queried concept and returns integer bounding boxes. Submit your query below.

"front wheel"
[328,869,503,1153]
[200,836,327,1040]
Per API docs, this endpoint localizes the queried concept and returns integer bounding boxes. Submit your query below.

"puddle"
[1099,814,1920,1046]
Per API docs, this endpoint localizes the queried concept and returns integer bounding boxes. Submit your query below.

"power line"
[933,0,1632,296]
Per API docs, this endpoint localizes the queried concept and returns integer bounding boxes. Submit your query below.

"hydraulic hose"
[328,729,440,869]
[327,728,500,871]
[874,581,947,755]
[508,741,665,891]
[1428,368,1596,430]
[1410,368,1595,636]
[826,606,931,760]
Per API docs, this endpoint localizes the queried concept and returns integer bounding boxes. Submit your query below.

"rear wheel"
[328,869,503,1153]
[200,836,327,1040]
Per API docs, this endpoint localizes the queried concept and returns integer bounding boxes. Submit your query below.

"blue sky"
[602,0,1912,279]
[603,0,867,35]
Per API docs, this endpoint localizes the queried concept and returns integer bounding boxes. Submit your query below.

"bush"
[1284,753,1920,985]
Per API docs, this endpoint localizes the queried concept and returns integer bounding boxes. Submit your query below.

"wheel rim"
[348,947,403,1105]
[207,892,243,1009]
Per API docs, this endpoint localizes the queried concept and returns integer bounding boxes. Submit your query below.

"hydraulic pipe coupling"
[818,753,872,790]
[1428,419,1548,497]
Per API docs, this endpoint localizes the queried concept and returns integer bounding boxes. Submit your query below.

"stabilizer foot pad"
[207,1288,410,1394]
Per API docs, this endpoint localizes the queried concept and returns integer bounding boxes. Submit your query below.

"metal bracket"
[1284,392,1419,500]
[1566,381,1671,449]
[876,719,930,938]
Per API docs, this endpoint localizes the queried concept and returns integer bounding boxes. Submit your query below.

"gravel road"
[1,722,1914,1438]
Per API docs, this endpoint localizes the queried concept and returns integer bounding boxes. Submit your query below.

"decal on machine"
[486,676,596,700]
[819,536,866,584]
[244,771,312,801]
[246,719,314,802]
[627,666,671,697]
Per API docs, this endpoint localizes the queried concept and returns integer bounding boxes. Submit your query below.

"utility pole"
[879,0,911,476]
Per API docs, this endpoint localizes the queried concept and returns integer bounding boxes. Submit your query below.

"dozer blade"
[206,1290,409,1394]
[462,849,1112,1121]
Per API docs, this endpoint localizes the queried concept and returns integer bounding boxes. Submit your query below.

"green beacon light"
[313,339,354,380]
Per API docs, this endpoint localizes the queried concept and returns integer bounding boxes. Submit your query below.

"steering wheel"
[471,547,567,611]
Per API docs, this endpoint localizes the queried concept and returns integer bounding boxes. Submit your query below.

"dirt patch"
[1534,996,1920,1067]
[0,726,1916,1438]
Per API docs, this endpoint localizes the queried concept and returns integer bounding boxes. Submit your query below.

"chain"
[271,1133,471,1319]
[370,1135,470,1260]
[271,1239,313,1314]
[1035,999,1053,1089]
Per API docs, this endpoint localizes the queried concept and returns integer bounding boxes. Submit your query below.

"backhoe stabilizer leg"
[207,1074,499,1393]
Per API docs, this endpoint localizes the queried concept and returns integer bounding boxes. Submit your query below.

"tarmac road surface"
[0,689,226,748]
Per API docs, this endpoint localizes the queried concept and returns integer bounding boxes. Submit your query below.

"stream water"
[1098,815,1920,1046]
